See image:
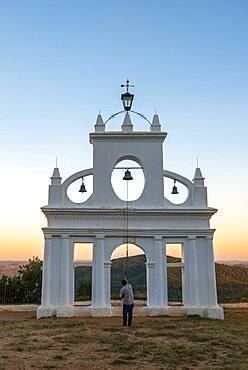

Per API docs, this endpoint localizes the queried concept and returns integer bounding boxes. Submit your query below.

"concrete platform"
[0,300,233,320]
[36,301,224,320]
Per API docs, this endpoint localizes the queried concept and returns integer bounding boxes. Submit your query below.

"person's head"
[122,279,127,286]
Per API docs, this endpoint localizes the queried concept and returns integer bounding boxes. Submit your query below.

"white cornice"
[42,227,215,237]
[90,131,167,143]
[41,207,217,218]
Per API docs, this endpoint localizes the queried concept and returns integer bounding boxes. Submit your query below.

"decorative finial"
[151,112,161,132]
[196,156,199,168]
[121,79,134,93]
[56,156,58,168]
[122,112,133,132]
[193,165,205,187]
[95,112,105,132]
[51,166,62,185]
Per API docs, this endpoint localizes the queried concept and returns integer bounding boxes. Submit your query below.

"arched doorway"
[110,243,147,307]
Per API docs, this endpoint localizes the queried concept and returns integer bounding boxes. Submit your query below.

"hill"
[0,261,26,277]
[75,254,248,303]
[1,256,248,303]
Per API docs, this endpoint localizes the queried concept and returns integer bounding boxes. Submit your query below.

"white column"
[104,261,112,307]
[205,236,218,305]
[92,235,105,307]
[68,241,75,304]
[153,236,167,306]
[60,235,73,306]
[146,262,156,307]
[41,235,52,306]
[182,237,199,306]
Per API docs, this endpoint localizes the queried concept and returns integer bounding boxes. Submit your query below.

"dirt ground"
[0,309,248,369]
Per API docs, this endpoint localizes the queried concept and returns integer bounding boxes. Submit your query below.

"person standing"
[120,279,134,327]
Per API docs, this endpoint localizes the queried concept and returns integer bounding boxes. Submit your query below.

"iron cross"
[121,79,134,93]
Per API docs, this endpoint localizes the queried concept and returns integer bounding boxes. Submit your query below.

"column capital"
[96,234,105,241]
[104,261,112,268]
[146,262,156,268]
[206,235,213,240]
[187,235,196,240]
[44,234,52,240]
[153,235,163,241]
[61,234,70,239]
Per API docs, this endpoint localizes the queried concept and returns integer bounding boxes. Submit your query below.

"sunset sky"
[0,1,247,261]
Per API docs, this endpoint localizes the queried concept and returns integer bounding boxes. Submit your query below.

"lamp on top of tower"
[79,177,87,193]
[121,79,134,111]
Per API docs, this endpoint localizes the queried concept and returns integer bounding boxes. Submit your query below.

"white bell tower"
[90,113,166,208]
[37,81,224,320]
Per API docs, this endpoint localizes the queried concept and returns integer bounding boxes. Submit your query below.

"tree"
[17,257,43,303]
[76,277,91,301]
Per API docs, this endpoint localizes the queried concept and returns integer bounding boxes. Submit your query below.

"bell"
[123,169,133,181]
[171,180,179,194]
[79,178,87,193]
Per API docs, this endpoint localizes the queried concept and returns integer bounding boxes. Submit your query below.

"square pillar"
[199,236,218,306]
[104,261,112,307]
[183,236,199,306]
[40,235,52,307]
[153,236,167,306]
[56,235,74,317]
[92,235,106,307]
[37,235,62,318]
[146,262,156,307]
[183,235,224,319]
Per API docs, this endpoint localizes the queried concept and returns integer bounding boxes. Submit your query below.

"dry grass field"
[0,309,248,369]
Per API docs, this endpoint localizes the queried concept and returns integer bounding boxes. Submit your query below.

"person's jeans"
[123,303,134,326]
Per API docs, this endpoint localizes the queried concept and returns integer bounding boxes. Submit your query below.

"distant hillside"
[217,260,248,267]
[2,256,248,303]
[0,261,26,277]
[75,255,248,303]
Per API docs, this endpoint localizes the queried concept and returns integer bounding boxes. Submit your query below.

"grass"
[0,309,248,369]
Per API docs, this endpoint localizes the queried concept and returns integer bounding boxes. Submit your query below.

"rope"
[124,179,129,279]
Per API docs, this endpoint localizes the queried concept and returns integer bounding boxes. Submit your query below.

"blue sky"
[0,0,247,259]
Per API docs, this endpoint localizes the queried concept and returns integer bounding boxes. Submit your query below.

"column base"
[37,305,57,318]
[203,305,224,320]
[90,306,112,317]
[147,305,224,319]
[185,305,224,320]
[37,305,75,318]
[56,305,74,317]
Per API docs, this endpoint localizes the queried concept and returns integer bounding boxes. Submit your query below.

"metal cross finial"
[121,79,134,93]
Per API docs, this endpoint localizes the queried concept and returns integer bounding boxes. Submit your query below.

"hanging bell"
[123,169,133,181]
[79,178,87,193]
[171,180,179,194]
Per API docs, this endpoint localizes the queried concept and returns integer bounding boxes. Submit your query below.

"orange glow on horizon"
[0,231,247,261]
